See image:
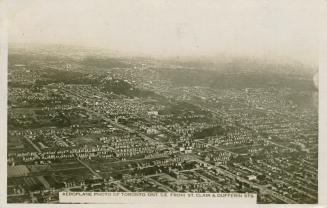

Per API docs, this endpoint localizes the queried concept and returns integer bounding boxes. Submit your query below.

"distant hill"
[8,43,317,91]
[157,65,316,91]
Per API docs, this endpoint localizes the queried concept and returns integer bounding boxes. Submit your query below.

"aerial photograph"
[6,0,318,204]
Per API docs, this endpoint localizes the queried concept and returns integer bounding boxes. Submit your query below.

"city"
[7,45,318,204]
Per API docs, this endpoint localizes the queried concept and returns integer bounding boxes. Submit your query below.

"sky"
[7,0,319,65]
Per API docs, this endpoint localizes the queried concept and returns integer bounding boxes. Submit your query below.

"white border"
[318,0,327,205]
[1,0,327,208]
[0,0,8,207]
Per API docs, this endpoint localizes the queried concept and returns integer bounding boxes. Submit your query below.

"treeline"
[192,126,226,139]
[81,56,131,69]
[37,69,98,85]
[101,78,165,99]
[158,68,316,90]
[159,101,204,115]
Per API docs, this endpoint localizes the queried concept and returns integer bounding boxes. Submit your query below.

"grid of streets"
[7,47,318,204]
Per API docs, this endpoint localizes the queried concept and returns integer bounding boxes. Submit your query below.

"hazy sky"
[8,0,319,65]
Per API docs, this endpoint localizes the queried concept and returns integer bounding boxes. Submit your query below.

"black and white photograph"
[1,0,326,206]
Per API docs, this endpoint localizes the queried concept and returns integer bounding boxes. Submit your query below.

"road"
[195,140,238,156]
[76,157,102,179]
[193,103,295,151]
[111,181,131,192]
[146,177,175,192]
[63,85,298,203]
[61,87,168,149]
[24,137,42,153]
[183,154,297,204]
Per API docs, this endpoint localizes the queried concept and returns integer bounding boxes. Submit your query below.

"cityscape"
[7,44,318,204]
